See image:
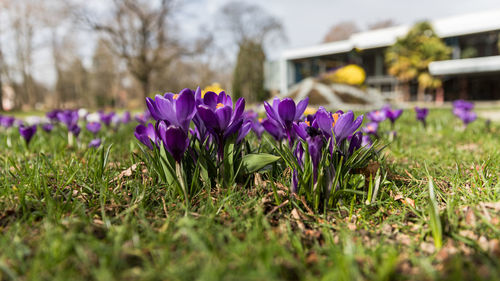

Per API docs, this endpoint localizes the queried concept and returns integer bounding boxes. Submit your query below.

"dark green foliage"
[232,40,267,103]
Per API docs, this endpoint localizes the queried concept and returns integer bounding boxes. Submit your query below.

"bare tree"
[368,19,396,30]
[81,0,206,99]
[90,38,119,107]
[0,15,5,111]
[217,1,285,101]
[323,21,359,43]
[218,1,285,47]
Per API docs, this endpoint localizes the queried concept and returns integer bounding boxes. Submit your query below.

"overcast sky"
[183,0,500,59]
[4,0,500,86]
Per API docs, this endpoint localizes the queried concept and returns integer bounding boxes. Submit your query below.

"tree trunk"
[141,76,150,101]
[435,86,444,105]
[0,77,3,112]
[400,82,410,102]
[417,84,425,102]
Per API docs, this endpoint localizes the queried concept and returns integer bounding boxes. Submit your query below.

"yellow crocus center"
[173,94,179,100]
[367,125,374,131]
[305,120,311,126]
[331,113,339,126]
[258,118,263,123]
[216,103,224,109]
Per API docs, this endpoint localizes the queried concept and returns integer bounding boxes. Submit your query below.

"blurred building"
[275,9,500,101]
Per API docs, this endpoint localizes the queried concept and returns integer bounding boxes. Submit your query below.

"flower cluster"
[363,105,403,143]
[135,87,278,206]
[1,109,134,149]
[262,97,377,211]
[453,100,477,127]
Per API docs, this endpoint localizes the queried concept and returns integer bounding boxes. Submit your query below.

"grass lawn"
[0,108,499,280]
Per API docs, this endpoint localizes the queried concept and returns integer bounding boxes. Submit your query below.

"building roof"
[282,9,500,60]
[429,55,500,75]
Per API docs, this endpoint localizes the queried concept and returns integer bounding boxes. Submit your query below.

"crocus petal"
[162,125,189,163]
[215,105,232,130]
[348,131,363,156]
[315,108,334,138]
[155,95,174,121]
[194,87,202,101]
[197,105,219,130]
[224,119,243,139]
[175,88,196,129]
[294,97,309,120]
[293,123,308,140]
[262,118,284,141]
[264,101,280,124]
[236,121,252,144]
[203,91,218,109]
[230,98,245,125]
[278,98,296,124]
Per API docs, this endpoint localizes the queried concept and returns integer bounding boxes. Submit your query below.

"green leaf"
[427,175,443,249]
[240,153,280,174]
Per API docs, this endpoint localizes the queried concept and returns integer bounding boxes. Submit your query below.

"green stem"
[176,161,190,213]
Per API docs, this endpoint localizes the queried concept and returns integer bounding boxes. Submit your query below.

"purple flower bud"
[19,124,37,144]
[89,138,102,148]
[86,122,102,135]
[134,123,159,150]
[42,123,54,132]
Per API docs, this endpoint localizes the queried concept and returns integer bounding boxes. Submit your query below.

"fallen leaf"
[110,163,143,183]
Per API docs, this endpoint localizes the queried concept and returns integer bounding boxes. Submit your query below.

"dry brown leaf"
[306,252,318,264]
[394,193,415,208]
[291,208,305,231]
[420,241,435,254]
[110,163,143,183]
[465,207,476,226]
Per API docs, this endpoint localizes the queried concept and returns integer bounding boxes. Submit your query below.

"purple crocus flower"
[415,107,429,127]
[347,131,363,157]
[0,116,15,128]
[42,123,54,132]
[237,120,252,144]
[308,135,323,183]
[99,112,115,127]
[196,91,246,161]
[46,110,61,122]
[89,138,102,148]
[134,111,151,124]
[244,111,265,139]
[382,105,403,125]
[262,118,286,141]
[292,169,299,194]
[453,100,474,111]
[86,122,102,135]
[57,110,79,128]
[134,123,159,150]
[367,110,387,123]
[157,121,189,163]
[315,109,363,145]
[122,111,131,124]
[362,122,378,136]
[146,88,196,131]
[455,108,477,126]
[263,97,309,145]
[361,135,373,148]
[19,124,37,144]
[70,125,81,137]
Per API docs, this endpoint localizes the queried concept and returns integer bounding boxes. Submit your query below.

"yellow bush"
[202,83,225,97]
[324,64,366,85]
